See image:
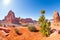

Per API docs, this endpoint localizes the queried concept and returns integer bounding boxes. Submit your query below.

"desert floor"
[0,24,60,40]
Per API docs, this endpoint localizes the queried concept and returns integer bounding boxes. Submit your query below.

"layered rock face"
[3,10,20,24]
[3,10,15,23]
[20,18,33,23]
[20,18,37,25]
[53,11,60,22]
[2,10,36,24]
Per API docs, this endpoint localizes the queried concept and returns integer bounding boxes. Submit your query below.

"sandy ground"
[0,26,44,40]
[0,22,60,40]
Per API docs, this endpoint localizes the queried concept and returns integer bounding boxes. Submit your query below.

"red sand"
[0,27,45,40]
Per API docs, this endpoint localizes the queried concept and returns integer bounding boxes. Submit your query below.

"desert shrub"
[28,25,38,32]
[40,21,51,37]
[14,28,21,35]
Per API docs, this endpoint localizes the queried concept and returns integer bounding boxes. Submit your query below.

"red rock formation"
[20,18,34,25]
[53,11,60,22]
[14,17,20,24]
[2,10,21,24]
[2,10,36,24]
[3,10,15,23]
[25,18,33,23]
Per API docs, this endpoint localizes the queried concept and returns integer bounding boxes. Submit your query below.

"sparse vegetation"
[38,10,51,37]
[38,14,45,24]
[14,28,21,35]
[28,25,38,32]
[41,10,45,14]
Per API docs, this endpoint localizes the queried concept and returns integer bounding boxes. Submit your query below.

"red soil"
[0,26,45,40]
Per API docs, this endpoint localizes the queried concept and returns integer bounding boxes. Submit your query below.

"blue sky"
[0,0,60,20]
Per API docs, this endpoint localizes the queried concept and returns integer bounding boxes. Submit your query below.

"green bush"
[28,25,37,32]
[38,10,51,37]
[14,28,21,35]
[40,21,51,37]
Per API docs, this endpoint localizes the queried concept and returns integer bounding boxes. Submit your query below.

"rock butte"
[2,10,36,24]
[2,10,20,24]
[53,11,60,22]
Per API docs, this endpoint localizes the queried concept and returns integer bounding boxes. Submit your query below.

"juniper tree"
[38,10,51,37]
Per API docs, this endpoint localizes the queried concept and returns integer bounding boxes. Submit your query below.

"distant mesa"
[2,10,36,25]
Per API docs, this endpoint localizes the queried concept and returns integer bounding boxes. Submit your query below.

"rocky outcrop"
[3,10,15,23]
[14,17,20,24]
[20,18,35,25]
[20,18,33,23]
[3,10,20,24]
[2,10,36,24]
[53,11,60,22]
